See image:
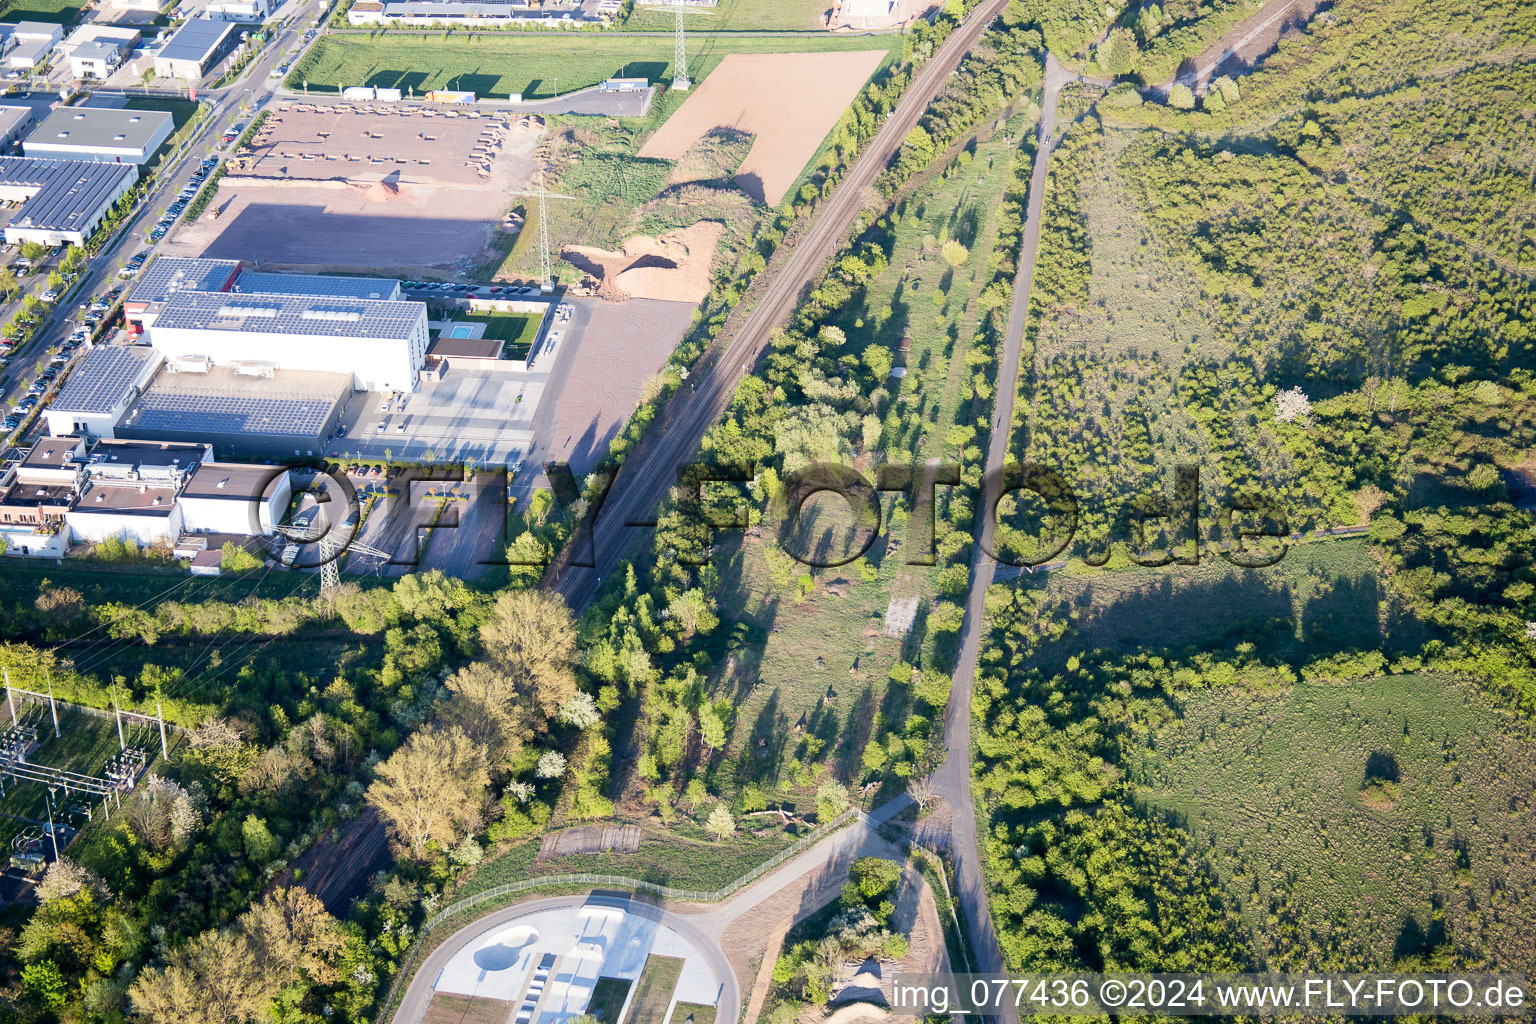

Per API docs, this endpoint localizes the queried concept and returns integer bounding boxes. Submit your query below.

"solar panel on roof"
[50,348,152,414]
[129,391,335,437]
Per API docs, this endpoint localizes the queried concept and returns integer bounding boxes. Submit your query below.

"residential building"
[62,26,141,79]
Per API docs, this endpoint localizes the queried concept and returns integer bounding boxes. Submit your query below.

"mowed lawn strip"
[421,993,515,1024]
[289,33,896,99]
[669,1002,717,1024]
[585,976,633,1023]
[625,955,685,1024]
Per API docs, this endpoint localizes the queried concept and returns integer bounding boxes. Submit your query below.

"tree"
[480,589,578,719]
[441,661,534,771]
[698,706,726,751]
[704,803,735,840]
[221,540,263,571]
[941,239,969,267]
[535,750,567,779]
[1273,386,1312,423]
[1167,83,1195,109]
[242,814,280,863]
[19,240,44,263]
[557,691,601,730]
[815,780,850,821]
[366,725,489,859]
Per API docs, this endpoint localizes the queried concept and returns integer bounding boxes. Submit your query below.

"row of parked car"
[403,281,544,297]
[148,157,220,244]
[1,287,119,432]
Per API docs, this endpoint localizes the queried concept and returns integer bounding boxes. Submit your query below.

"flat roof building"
[232,270,401,301]
[45,345,163,438]
[0,155,137,245]
[149,290,429,393]
[24,106,174,165]
[154,18,238,81]
[3,23,63,69]
[0,105,33,150]
[124,256,242,325]
[62,25,141,79]
[119,365,351,457]
[180,461,291,534]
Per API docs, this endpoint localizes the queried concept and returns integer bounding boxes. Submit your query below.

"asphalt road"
[548,0,1013,609]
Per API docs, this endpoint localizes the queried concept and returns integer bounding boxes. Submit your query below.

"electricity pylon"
[650,3,716,92]
[511,165,576,292]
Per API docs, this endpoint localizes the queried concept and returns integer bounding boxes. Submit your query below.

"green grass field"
[626,955,684,1024]
[458,823,797,897]
[460,312,543,359]
[0,0,80,22]
[288,32,896,99]
[697,116,1034,798]
[623,0,833,32]
[1137,674,1536,970]
[585,976,632,1024]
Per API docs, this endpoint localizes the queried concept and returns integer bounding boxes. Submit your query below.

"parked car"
[40,289,57,302]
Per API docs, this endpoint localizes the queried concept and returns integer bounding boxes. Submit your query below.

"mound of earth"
[563,221,724,304]
[666,126,755,188]
[352,179,404,202]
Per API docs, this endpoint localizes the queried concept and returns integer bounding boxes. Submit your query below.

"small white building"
[179,461,290,535]
[3,21,64,70]
[45,346,163,438]
[204,0,274,21]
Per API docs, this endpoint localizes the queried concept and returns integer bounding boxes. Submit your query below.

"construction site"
[165,103,544,275]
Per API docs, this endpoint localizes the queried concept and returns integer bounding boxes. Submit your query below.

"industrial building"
[153,18,238,81]
[346,0,596,25]
[123,256,242,328]
[44,346,163,438]
[2,21,63,70]
[203,0,275,21]
[0,155,137,245]
[64,439,208,547]
[0,437,82,557]
[0,105,33,151]
[118,364,352,457]
[23,106,174,165]
[62,25,140,79]
[179,461,291,534]
[124,257,403,327]
[147,290,429,393]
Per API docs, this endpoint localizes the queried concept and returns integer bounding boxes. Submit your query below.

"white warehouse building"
[179,461,291,535]
[147,290,429,393]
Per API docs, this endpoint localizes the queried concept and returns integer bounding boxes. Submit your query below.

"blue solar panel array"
[51,347,154,415]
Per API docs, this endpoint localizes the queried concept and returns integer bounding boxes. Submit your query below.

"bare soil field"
[535,298,697,476]
[638,51,887,205]
[564,221,725,304]
[167,104,541,274]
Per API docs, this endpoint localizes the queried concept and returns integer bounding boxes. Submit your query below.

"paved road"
[548,0,1013,608]
[390,894,741,1024]
[928,52,1073,1023]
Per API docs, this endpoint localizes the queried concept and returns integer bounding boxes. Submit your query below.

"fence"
[375,808,859,1023]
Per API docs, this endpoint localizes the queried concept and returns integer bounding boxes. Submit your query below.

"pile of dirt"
[666,126,755,188]
[562,221,724,304]
[353,179,404,202]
